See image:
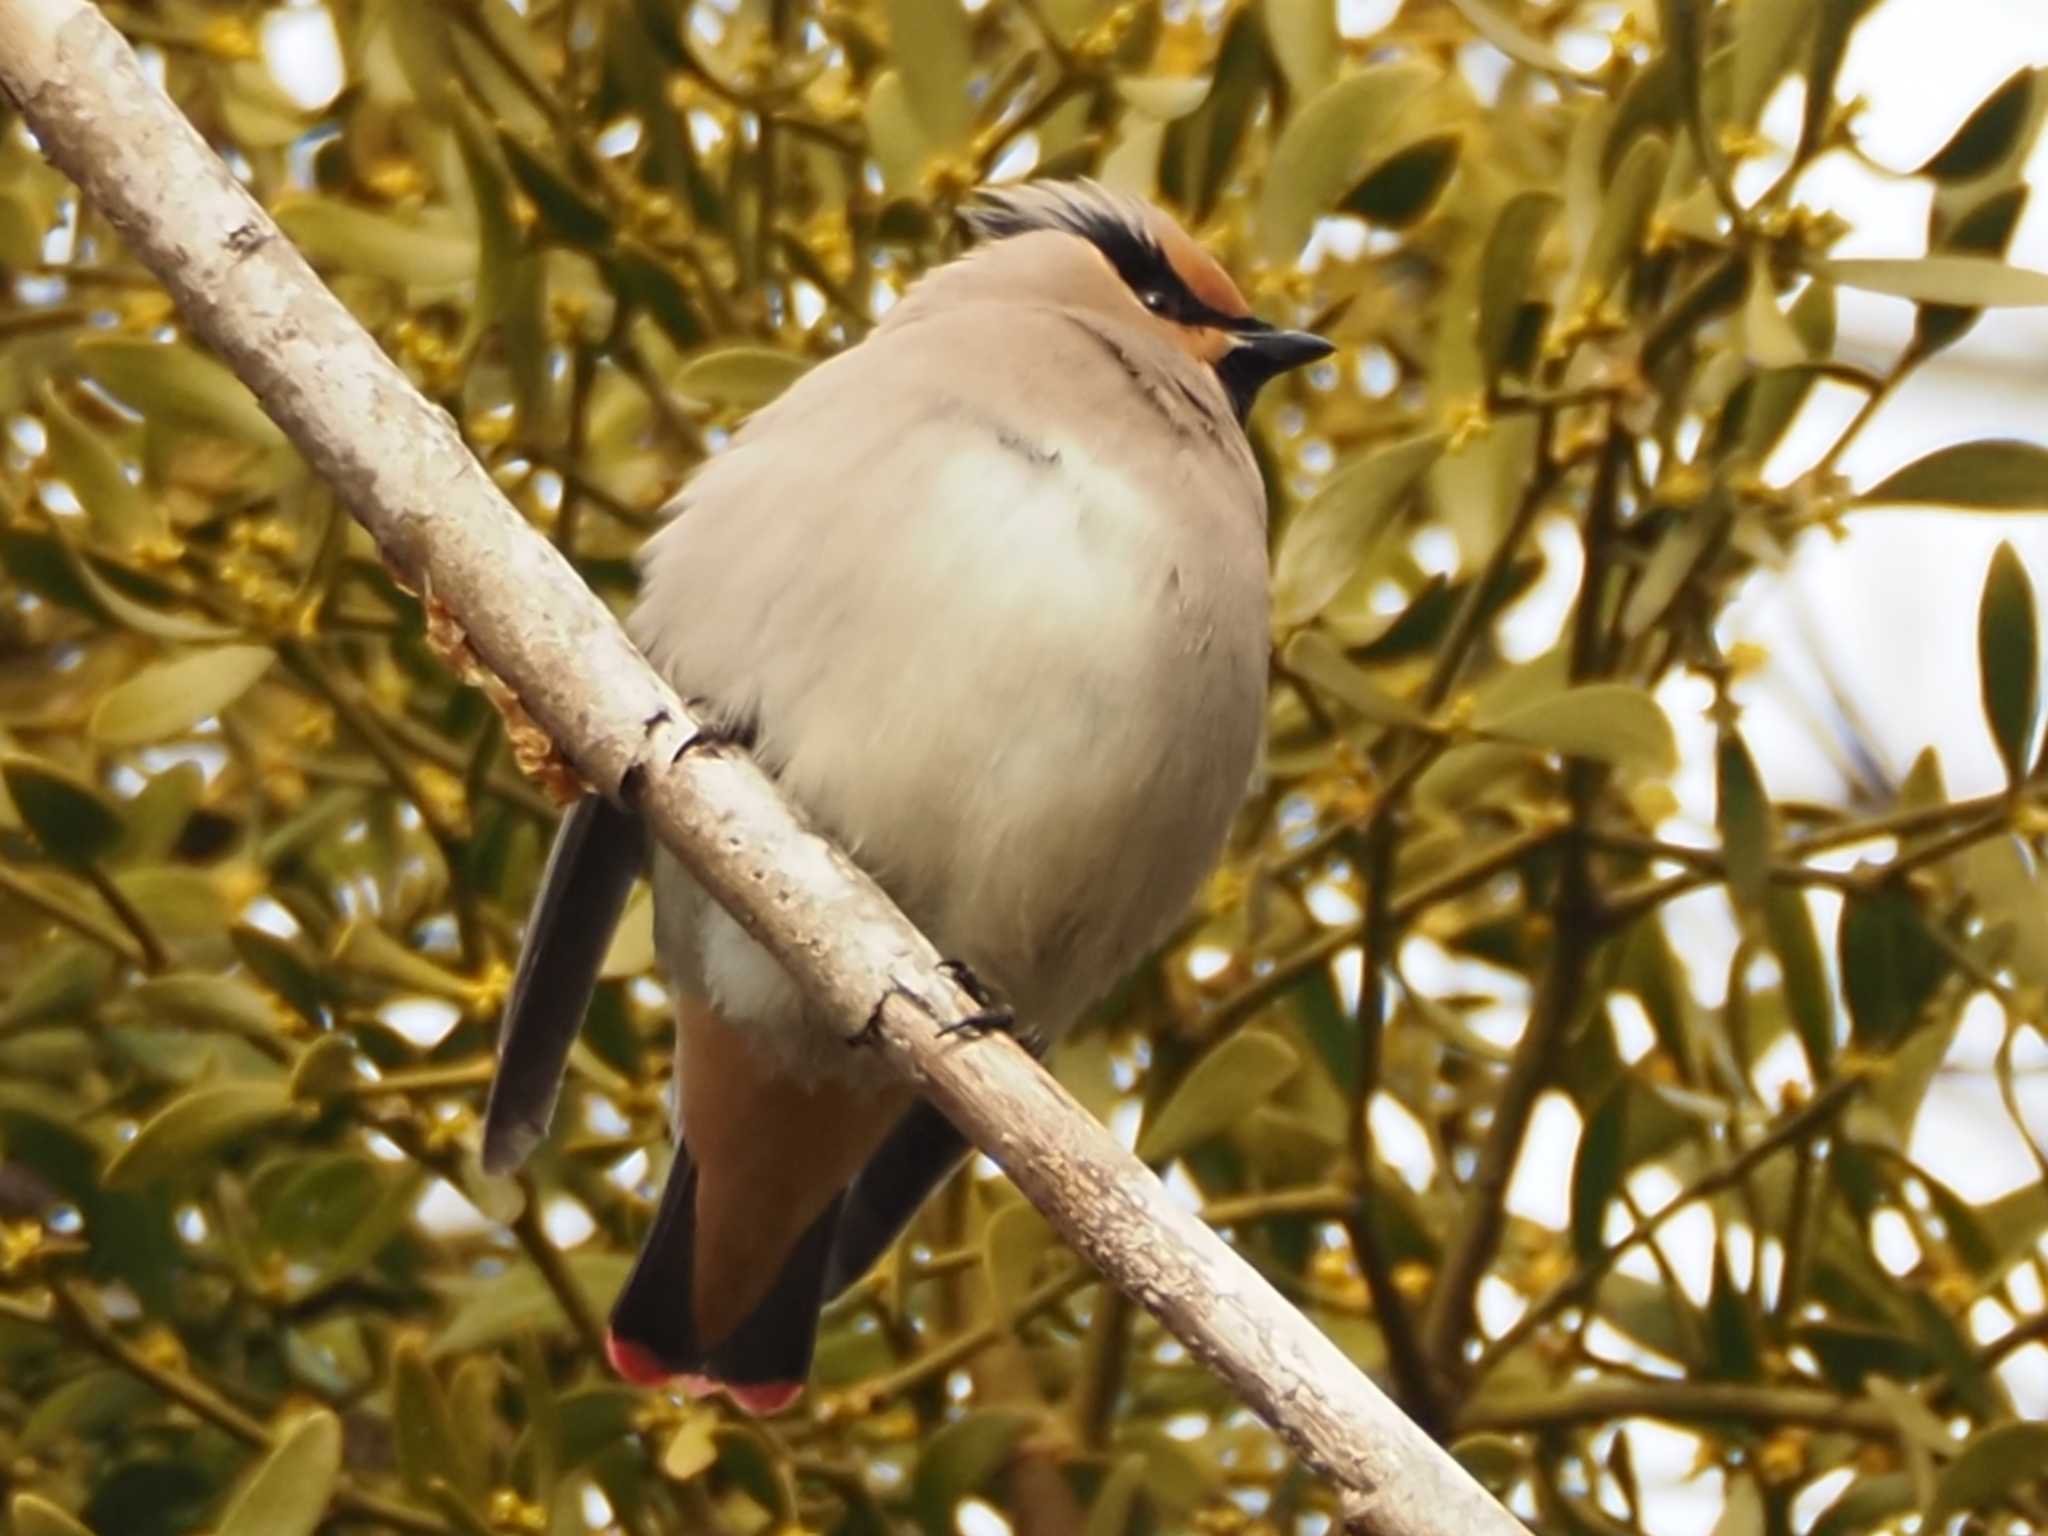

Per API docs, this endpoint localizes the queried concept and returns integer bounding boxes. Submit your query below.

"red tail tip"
[605,1334,804,1415]
[726,1379,804,1416]
[604,1331,673,1386]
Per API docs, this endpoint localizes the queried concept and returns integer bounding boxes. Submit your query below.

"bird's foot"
[855,965,1028,1048]
[850,984,910,1049]
[673,703,758,759]
[936,960,1018,1041]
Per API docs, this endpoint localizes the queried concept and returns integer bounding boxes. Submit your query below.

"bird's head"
[959,179,1334,421]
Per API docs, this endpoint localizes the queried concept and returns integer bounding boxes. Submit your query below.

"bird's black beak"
[1215,323,1336,421]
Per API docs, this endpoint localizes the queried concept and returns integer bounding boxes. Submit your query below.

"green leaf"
[1716,728,1773,922]
[1862,439,2048,511]
[1258,65,1435,262]
[0,191,47,270]
[1741,251,1808,368]
[1271,433,1446,629]
[1914,185,2030,358]
[1795,0,1879,167]
[288,1034,359,1099]
[882,0,973,147]
[1083,1455,1148,1536]
[606,5,718,225]
[258,1152,383,1253]
[40,385,159,551]
[452,100,522,355]
[1287,967,1362,1093]
[232,924,328,1025]
[1662,0,1731,218]
[1918,68,2035,183]
[60,543,237,642]
[10,1495,98,1536]
[1261,0,1336,97]
[1137,1031,1299,1163]
[1837,885,1950,1050]
[334,920,476,1001]
[550,1386,640,1471]
[275,199,478,287]
[1570,1085,1627,1262]
[1703,1245,1760,1380]
[981,1200,1057,1316]
[1115,76,1211,120]
[1926,1421,2048,1525]
[1477,191,1559,380]
[661,1411,719,1483]
[1813,255,2048,308]
[712,1422,795,1520]
[1341,134,1463,229]
[1160,8,1270,223]
[2,755,124,869]
[89,644,275,746]
[1599,56,1676,183]
[1809,1473,1912,1536]
[1764,887,1833,1074]
[1577,134,1670,307]
[1713,1473,1764,1536]
[911,1410,1039,1536]
[1734,283,1837,466]
[670,347,811,411]
[103,1080,300,1189]
[611,248,706,350]
[320,1166,432,1281]
[1446,0,1586,77]
[216,1409,341,1536]
[1475,684,1678,775]
[20,1369,156,1452]
[1281,631,1426,728]
[863,71,932,193]
[1957,834,2048,988]
[1622,498,1727,639]
[0,529,97,617]
[1978,542,2039,784]
[1,941,113,1029]
[75,336,287,450]
[498,133,613,249]
[130,972,282,1040]
[1732,0,1816,129]
[1799,1321,1939,1393]
[395,1337,484,1503]
[1449,1434,1523,1495]
[433,1253,635,1355]
[1415,740,1539,812]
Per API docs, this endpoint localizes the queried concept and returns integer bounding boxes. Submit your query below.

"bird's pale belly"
[650,451,1264,1084]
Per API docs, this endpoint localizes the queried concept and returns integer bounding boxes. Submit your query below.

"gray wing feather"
[481,795,642,1173]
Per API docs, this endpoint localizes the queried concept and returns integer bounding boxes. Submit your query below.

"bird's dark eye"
[1138,288,1173,316]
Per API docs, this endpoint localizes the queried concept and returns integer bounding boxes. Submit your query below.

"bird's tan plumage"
[483,181,1331,1411]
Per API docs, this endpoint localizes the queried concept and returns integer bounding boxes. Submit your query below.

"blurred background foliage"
[2,0,2048,1532]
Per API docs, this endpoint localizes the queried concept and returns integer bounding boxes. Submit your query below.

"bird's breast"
[634,345,1268,1066]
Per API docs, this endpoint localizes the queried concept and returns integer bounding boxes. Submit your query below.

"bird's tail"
[482,795,641,1174]
[605,1144,843,1417]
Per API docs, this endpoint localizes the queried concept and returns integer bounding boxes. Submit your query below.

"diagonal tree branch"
[0,2,1523,1532]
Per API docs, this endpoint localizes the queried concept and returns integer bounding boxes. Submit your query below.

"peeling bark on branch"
[0,5,1525,1531]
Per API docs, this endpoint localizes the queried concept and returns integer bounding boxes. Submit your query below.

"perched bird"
[481,180,1331,1415]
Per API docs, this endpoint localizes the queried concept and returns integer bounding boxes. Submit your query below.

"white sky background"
[256,4,2047,1531]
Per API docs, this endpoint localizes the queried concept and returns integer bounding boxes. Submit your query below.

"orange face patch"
[1144,207,1251,321]
[1163,322,1238,367]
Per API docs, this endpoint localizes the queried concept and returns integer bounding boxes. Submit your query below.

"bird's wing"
[481,794,643,1173]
